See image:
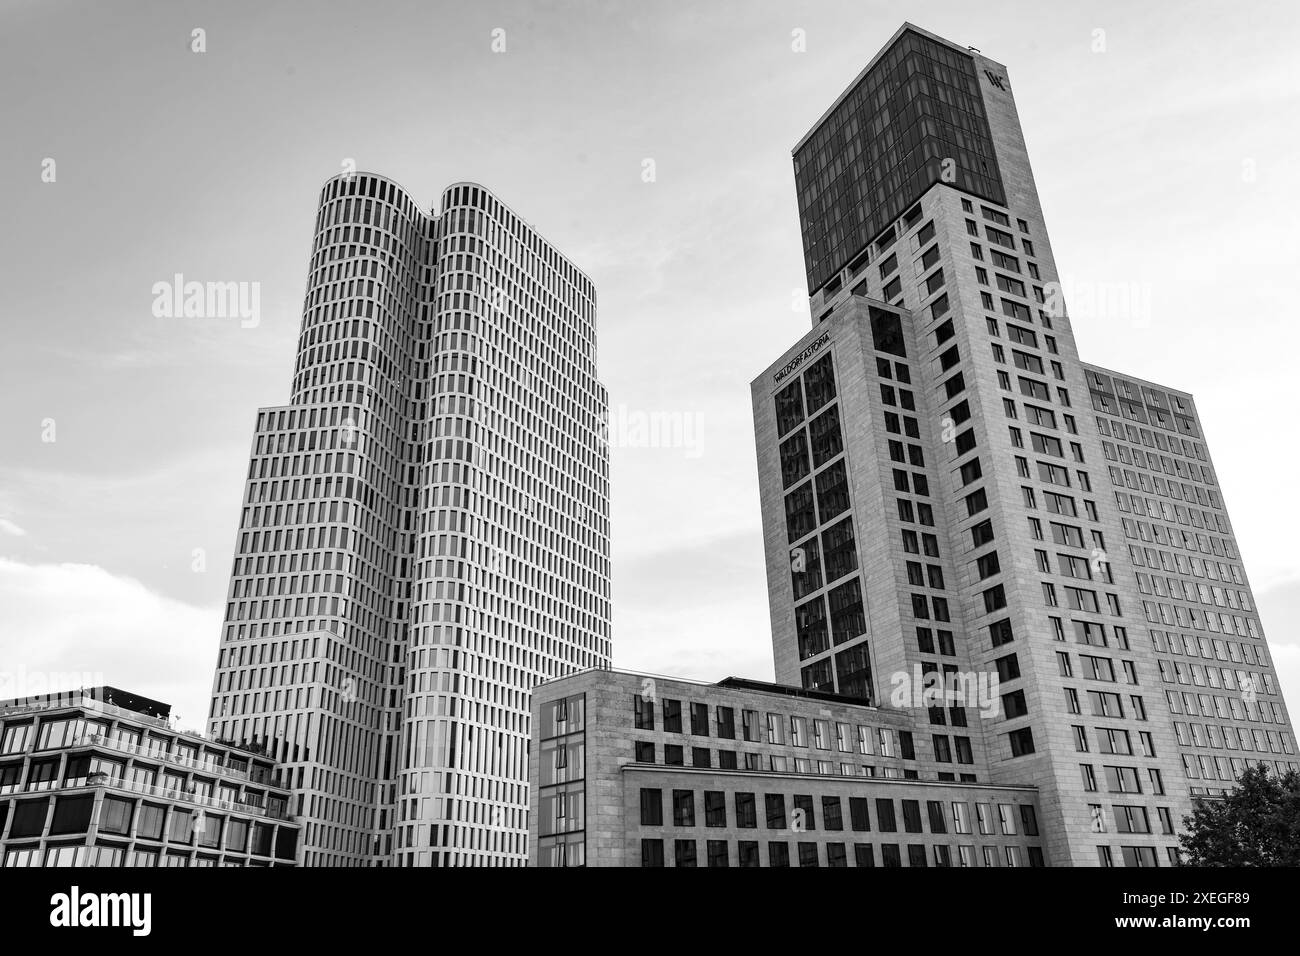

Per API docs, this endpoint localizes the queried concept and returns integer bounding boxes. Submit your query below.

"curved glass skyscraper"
[207,173,611,866]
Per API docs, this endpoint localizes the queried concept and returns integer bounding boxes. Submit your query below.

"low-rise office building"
[0,687,300,866]
[529,669,1046,866]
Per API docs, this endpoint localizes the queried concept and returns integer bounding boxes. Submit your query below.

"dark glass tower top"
[793,25,1007,295]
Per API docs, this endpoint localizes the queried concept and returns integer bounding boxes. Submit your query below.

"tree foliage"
[1178,762,1300,866]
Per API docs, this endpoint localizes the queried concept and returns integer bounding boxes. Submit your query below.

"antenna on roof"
[968,46,980,53]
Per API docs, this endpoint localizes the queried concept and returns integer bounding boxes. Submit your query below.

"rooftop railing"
[22,773,296,822]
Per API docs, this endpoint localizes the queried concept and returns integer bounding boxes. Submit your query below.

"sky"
[1,0,1298,730]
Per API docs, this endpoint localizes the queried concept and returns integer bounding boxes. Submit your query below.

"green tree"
[1178,763,1300,866]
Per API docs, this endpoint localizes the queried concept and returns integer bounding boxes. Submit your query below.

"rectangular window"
[704,791,726,828]
[765,793,786,829]
[735,792,757,828]
[716,706,736,739]
[662,699,683,733]
[875,799,897,832]
[639,788,662,826]
[633,695,654,730]
[641,839,664,867]
[689,702,709,736]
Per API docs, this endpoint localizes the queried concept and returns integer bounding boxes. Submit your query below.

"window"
[0,762,22,794]
[225,818,248,853]
[813,719,831,751]
[1114,806,1151,835]
[932,735,952,763]
[875,799,897,832]
[1019,377,1049,401]
[716,706,736,739]
[997,274,1027,297]
[899,731,916,760]
[765,713,784,745]
[1158,807,1174,835]
[765,794,786,829]
[48,795,93,836]
[995,653,1020,682]
[1121,846,1159,868]
[641,839,664,867]
[169,809,193,844]
[901,799,923,833]
[735,792,757,828]
[987,225,1014,248]
[98,796,133,836]
[1008,727,1035,756]
[990,619,1013,647]
[804,355,837,411]
[1105,765,1142,794]
[976,550,1000,579]
[1,723,32,755]
[689,702,709,736]
[1099,728,1133,755]
[639,788,663,826]
[849,797,871,831]
[662,699,682,733]
[790,716,808,748]
[633,695,654,730]
[983,584,1007,612]
[670,790,702,832]
[823,796,844,831]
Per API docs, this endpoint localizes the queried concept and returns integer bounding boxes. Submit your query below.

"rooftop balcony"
[4,772,295,822]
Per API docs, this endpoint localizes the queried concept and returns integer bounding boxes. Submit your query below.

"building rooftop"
[0,685,170,719]
[538,667,882,711]
[792,22,983,154]
[713,676,879,709]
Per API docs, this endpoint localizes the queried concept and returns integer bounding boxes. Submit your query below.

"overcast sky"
[2,0,1298,728]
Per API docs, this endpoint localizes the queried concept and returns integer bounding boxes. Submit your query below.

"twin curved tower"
[207,174,611,865]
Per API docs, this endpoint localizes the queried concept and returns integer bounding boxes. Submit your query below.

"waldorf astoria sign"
[773,331,831,384]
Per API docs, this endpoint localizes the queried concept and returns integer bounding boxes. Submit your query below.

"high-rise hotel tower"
[752,24,1295,865]
[207,174,611,866]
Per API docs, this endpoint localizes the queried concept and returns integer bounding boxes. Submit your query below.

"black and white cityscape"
[2,0,1298,929]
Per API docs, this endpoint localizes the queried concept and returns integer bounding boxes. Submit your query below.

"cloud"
[613,530,775,683]
[0,517,26,537]
[0,557,218,732]
[0,448,250,607]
